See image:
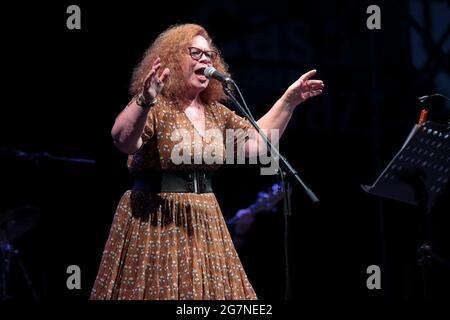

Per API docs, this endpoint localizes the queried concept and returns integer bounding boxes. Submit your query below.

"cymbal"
[0,205,40,242]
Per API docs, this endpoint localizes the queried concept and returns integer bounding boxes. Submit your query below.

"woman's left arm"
[247,69,324,153]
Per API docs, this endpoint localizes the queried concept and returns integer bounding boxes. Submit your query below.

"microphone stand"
[222,83,319,203]
[222,81,319,300]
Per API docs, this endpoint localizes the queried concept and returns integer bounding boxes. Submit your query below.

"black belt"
[132,170,214,194]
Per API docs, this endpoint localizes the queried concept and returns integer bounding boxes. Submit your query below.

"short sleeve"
[219,104,252,131]
[122,98,156,161]
[215,103,253,158]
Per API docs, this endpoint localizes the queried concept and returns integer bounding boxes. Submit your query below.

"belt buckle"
[192,170,199,193]
[190,170,208,193]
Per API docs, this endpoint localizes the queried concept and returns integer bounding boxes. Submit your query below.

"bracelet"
[136,93,157,109]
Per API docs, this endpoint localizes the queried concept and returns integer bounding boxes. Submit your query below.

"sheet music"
[362,121,450,209]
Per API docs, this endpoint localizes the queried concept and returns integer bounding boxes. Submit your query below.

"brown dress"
[90,97,257,300]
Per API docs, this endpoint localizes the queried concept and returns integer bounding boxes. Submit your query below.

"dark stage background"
[1,0,449,305]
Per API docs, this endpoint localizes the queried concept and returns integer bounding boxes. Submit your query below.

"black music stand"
[362,120,450,298]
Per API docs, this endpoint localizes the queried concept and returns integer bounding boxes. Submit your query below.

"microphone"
[204,67,234,84]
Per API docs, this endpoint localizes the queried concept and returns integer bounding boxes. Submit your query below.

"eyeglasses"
[188,47,218,61]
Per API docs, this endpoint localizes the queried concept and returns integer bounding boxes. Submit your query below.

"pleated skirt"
[90,189,257,300]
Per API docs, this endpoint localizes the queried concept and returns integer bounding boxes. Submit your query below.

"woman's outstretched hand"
[281,69,324,109]
[142,57,170,101]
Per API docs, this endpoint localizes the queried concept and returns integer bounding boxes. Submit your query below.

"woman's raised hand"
[142,57,170,101]
[282,69,324,108]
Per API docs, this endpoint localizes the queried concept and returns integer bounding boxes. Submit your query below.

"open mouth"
[194,67,206,77]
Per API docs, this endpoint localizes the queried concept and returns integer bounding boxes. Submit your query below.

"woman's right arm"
[111,57,170,154]
[111,98,152,154]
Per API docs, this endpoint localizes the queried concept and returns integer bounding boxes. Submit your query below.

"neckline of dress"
[181,103,208,139]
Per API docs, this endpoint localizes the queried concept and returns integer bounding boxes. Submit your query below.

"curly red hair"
[130,23,230,105]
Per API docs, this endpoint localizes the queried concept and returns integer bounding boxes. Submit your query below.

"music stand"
[362,120,450,298]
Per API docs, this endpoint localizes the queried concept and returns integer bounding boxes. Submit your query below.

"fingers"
[151,57,161,71]
[306,80,324,87]
[309,82,324,91]
[144,69,155,87]
[299,69,317,81]
[159,67,170,83]
[144,58,162,82]
[304,75,324,94]
[152,68,170,91]
[307,79,324,86]
[143,59,171,93]
[310,90,323,97]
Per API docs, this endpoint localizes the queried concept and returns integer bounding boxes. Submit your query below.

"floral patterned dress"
[90,97,257,300]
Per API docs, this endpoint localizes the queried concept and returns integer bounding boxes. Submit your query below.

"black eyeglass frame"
[187,47,218,61]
